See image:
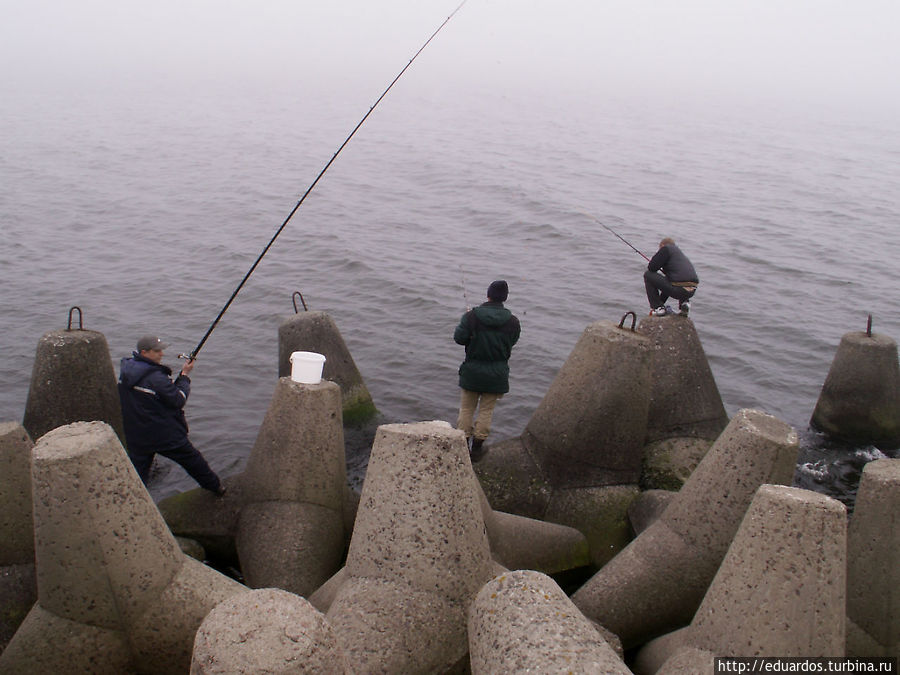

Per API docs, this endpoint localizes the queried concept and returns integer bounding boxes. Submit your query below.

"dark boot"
[469,438,487,463]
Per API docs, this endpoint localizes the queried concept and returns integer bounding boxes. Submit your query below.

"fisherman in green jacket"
[454,279,521,462]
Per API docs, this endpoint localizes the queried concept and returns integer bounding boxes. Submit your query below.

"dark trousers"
[644,270,695,309]
[128,440,221,492]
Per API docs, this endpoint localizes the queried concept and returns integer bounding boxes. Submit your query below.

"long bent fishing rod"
[184,1,468,361]
[580,210,650,262]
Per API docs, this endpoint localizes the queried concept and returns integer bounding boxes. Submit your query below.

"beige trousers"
[457,389,503,441]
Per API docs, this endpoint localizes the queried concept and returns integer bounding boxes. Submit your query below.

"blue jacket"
[118,352,191,452]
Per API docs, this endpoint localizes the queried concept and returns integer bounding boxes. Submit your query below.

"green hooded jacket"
[454,301,521,394]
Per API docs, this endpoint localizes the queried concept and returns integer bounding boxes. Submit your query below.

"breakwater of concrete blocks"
[0,421,246,674]
[635,484,847,673]
[5,312,900,671]
[2,411,894,671]
[475,315,730,567]
[572,409,799,649]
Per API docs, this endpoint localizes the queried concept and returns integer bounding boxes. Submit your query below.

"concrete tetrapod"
[524,318,653,488]
[640,485,846,674]
[325,421,499,674]
[572,409,799,649]
[235,378,348,597]
[158,378,351,596]
[0,421,246,675]
[0,422,36,649]
[278,310,377,424]
[637,315,728,490]
[475,319,652,565]
[305,489,592,616]
[468,570,632,674]
[810,330,900,449]
[22,326,124,444]
[636,315,728,443]
[846,458,900,657]
[683,485,847,657]
[191,588,351,674]
[477,485,591,575]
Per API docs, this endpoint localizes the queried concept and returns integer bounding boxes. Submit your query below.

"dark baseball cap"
[136,335,168,352]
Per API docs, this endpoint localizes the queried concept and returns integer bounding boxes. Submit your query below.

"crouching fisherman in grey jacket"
[644,237,699,317]
[118,335,224,496]
[454,280,521,462]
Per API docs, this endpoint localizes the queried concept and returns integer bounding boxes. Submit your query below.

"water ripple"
[2,87,899,504]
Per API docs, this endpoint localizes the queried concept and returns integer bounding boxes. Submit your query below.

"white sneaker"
[650,307,667,317]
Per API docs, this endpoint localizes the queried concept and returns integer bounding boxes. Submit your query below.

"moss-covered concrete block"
[641,436,714,491]
[544,484,640,568]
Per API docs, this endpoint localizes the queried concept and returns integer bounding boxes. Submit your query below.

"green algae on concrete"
[157,484,241,565]
[641,436,714,491]
[341,388,378,427]
[278,311,379,425]
[545,484,641,568]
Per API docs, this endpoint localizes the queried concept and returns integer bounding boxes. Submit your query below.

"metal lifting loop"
[292,291,308,313]
[618,311,637,332]
[867,314,873,337]
[66,306,83,331]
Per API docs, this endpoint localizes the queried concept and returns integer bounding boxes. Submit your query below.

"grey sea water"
[2,80,899,503]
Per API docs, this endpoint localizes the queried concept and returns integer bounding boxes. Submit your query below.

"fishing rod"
[580,210,650,262]
[460,265,471,311]
[184,1,468,361]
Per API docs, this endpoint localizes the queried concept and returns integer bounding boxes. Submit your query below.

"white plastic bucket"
[289,351,326,384]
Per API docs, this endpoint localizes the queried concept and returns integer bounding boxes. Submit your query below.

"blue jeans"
[128,440,221,492]
[644,270,696,309]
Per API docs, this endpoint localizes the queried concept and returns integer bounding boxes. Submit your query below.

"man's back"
[118,354,189,452]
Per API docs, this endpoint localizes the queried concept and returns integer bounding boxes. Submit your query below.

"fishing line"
[185,1,468,360]
[579,209,650,262]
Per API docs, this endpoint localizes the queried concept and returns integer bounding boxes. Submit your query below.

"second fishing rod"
[181,1,468,362]
[580,209,649,262]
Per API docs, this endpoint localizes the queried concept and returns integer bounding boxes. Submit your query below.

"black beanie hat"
[487,279,509,302]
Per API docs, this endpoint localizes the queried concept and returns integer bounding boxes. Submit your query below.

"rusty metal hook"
[618,311,637,332]
[866,314,872,337]
[66,306,83,331]
[292,291,308,313]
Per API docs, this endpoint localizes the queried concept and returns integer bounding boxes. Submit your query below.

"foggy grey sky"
[2,0,899,111]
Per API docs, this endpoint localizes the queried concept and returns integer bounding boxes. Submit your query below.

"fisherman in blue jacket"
[454,280,521,462]
[118,335,224,495]
[644,237,699,317]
